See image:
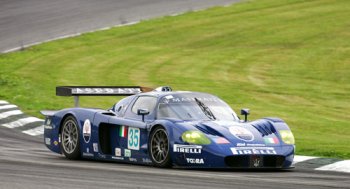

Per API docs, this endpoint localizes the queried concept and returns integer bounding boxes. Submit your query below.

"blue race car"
[42,86,295,168]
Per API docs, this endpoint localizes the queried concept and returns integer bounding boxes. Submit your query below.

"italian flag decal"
[264,137,279,144]
[119,126,128,138]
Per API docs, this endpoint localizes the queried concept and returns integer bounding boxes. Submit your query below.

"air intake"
[195,125,223,137]
[154,86,172,92]
[251,119,276,136]
[225,155,285,168]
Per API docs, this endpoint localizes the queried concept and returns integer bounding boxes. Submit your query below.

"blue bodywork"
[43,91,295,168]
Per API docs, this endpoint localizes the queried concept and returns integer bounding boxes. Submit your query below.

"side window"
[131,96,158,114]
[113,96,134,117]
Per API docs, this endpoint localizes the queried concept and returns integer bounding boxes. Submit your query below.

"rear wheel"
[149,126,171,168]
[60,116,80,159]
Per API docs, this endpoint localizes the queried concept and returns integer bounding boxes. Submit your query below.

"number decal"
[128,127,140,150]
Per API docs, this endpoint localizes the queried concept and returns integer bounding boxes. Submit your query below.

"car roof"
[137,91,214,98]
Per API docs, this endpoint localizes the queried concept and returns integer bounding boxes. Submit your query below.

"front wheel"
[149,126,171,168]
[60,116,81,160]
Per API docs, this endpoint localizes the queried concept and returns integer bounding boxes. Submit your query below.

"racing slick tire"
[149,126,172,168]
[60,116,81,160]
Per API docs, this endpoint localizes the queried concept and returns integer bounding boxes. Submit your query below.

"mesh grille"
[225,155,285,168]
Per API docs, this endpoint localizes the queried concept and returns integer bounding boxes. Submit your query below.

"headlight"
[279,130,295,145]
[181,131,211,145]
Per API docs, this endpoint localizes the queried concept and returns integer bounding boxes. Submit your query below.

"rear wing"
[56,86,153,107]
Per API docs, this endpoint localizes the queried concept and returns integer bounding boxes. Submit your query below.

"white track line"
[0,110,23,119]
[1,117,43,129]
[316,160,350,173]
[0,104,17,110]
[22,125,44,136]
[292,155,319,165]
[0,100,9,105]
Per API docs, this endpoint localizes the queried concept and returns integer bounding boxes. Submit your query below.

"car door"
[108,95,158,162]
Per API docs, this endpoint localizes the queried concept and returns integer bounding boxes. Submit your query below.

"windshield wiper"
[195,98,216,120]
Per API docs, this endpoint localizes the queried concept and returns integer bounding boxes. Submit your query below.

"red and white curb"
[0,100,349,173]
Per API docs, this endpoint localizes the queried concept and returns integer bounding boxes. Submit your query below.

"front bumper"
[172,145,294,169]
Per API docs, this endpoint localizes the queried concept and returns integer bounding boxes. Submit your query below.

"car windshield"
[157,93,239,121]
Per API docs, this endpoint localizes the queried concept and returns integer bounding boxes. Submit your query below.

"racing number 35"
[128,127,140,150]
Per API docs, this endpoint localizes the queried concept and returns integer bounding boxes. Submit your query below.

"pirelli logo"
[231,147,277,155]
[173,144,202,154]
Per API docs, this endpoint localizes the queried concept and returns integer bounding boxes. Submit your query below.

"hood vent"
[251,120,276,136]
[195,125,223,137]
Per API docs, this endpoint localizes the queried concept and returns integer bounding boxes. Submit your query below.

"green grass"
[0,0,349,158]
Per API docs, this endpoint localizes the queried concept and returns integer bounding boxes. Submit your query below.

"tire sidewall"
[60,116,81,160]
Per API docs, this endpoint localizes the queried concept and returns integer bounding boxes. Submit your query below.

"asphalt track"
[0,127,349,189]
[0,0,240,53]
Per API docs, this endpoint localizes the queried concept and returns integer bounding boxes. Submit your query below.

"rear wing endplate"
[56,86,153,107]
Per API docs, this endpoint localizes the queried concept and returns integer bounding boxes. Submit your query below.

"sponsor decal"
[98,154,106,158]
[44,125,52,130]
[72,87,141,95]
[213,137,230,144]
[236,143,265,147]
[163,95,174,103]
[247,143,266,147]
[86,147,90,153]
[142,158,152,163]
[237,143,246,147]
[229,126,254,142]
[119,126,128,138]
[53,141,58,146]
[93,143,98,152]
[173,144,202,154]
[112,156,124,160]
[124,149,131,157]
[264,137,279,144]
[163,97,219,104]
[83,119,91,143]
[186,158,204,164]
[231,147,277,155]
[129,158,137,162]
[165,95,174,99]
[82,152,94,157]
[115,148,121,156]
[45,138,51,145]
[128,127,140,150]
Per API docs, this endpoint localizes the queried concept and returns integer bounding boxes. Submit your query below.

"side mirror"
[137,109,150,122]
[240,108,250,122]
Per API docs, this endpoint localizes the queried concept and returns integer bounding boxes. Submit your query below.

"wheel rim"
[151,129,169,163]
[62,119,78,154]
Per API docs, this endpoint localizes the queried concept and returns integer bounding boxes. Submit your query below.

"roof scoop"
[154,86,172,92]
